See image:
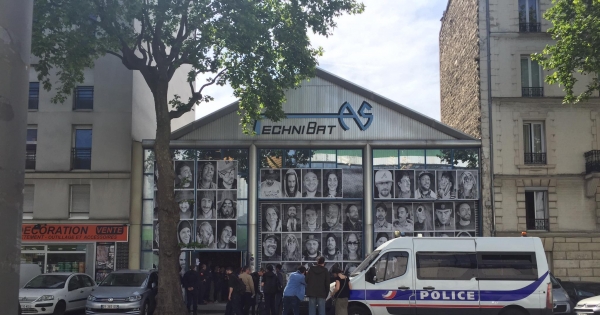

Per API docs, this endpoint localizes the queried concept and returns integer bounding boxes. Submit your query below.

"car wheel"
[52,301,66,315]
[348,304,370,315]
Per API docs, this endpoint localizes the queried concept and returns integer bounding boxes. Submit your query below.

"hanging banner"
[22,224,129,242]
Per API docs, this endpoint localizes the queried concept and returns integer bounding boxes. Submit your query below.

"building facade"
[22,54,193,282]
[441,0,600,280]
[140,68,482,274]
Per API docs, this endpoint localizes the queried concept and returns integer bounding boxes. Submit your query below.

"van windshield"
[351,250,381,277]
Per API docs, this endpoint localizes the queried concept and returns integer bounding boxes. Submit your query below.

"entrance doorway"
[197,251,242,271]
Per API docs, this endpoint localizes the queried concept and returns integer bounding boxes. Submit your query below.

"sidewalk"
[194,301,227,314]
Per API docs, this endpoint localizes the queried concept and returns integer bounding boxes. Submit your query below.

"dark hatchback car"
[558,280,600,305]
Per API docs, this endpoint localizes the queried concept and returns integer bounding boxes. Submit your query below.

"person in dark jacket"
[261,265,280,315]
[305,256,330,315]
[198,264,208,305]
[250,268,265,315]
[183,265,201,315]
[275,264,286,314]
[225,267,243,315]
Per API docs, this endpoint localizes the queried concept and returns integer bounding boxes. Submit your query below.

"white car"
[19,272,96,315]
[574,294,600,314]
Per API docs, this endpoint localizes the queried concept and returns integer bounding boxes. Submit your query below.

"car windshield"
[24,275,69,289]
[351,250,381,277]
[576,283,600,298]
[100,273,148,287]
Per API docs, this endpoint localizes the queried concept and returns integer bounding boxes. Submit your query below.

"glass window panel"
[143,200,155,224]
[142,226,153,250]
[141,251,158,269]
[531,60,541,87]
[416,253,477,280]
[521,58,530,87]
[197,149,221,160]
[172,149,197,161]
[238,176,248,199]
[528,0,538,23]
[75,129,92,148]
[451,149,479,169]
[373,150,398,169]
[237,200,248,224]
[523,124,532,153]
[312,150,336,168]
[375,253,388,282]
[518,0,527,22]
[400,150,425,169]
[533,124,543,152]
[27,129,38,142]
[47,245,87,251]
[284,149,312,168]
[261,149,283,168]
[426,149,452,170]
[534,191,546,219]
[337,149,362,168]
[385,252,409,281]
[236,225,248,250]
[143,175,154,199]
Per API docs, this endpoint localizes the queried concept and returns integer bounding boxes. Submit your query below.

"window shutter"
[23,185,34,215]
[71,185,90,216]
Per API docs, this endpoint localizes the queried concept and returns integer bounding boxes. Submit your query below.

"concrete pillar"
[129,141,143,269]
[364,144,373,254]
[248,144,258,270]
[0,0,32,313]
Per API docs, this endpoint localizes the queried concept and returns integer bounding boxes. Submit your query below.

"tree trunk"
[153,81,188,315]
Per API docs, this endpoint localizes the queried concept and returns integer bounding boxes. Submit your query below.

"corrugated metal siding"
[180,78,456,141]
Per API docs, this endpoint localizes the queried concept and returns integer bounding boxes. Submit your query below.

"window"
[525,190,548,230]
[72,128,92,170]
[23,185,34,219]
[70,185,90,218]
[29,82,39,110]
[521,57,543,97]
[78,275,95,287]
[74,86,94,110]
[68,276,80,291]
[26,128,37,170]
[519,0,540,32]
[416,252,477,280]
[374,252,409,282]
[523,122,546,164]
[477,252,538,280]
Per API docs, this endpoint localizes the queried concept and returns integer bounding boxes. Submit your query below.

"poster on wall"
[95,242,115,283]
[259,168,360,199]
[373,169,479,200]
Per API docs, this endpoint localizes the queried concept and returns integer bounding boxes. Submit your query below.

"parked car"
[19,272,96,315]
[573,294,600,314]
[549,273,573,314]
[558,280,600,305]
[85,269,158,315]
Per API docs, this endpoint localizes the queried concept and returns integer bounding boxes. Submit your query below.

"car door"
[66,275,86,310]
[413,238,478,315]
[78,275,95,303]
[364,250,415,315]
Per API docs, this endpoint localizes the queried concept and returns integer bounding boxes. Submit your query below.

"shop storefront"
[21,224,129,282]
[141,68,481,275]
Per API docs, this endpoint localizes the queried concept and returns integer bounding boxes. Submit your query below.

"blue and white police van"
[345,237,552,315]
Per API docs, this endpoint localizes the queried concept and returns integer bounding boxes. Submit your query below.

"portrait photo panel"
[373,202,393,231]
[322,232,343,261]
[262,203,282,232]
[322,203,343,232]
[174,190,194,220]
[196,190,216,220]
[457,170,479,199]
[374,169,394,199]
[282,204,302,232]
[433,202,455,231]
[374,231,392,249]
[260,169,282,198]
[455,201,476,231]
[217,190,237,219]
[415,170,437,200]
[343,262,359,276]
[301,169,322,198]
[217,160,238,190]
[282,169,302,198]
[436,170,457,200]
[392,203,414,233]
[302,233,322,262]
[196,220,217,249]
[174,161,194,190]
[216,220,237,249]
[177,220,193,249]
[342,203,363,231]
[301,204,322,232]
[262,233,282,262]
[343,232,362,261]
[323,169,343,198]
[281,233,302,261]
[197,161,217,190]
[394,170,414,199]
[413,203,434,234]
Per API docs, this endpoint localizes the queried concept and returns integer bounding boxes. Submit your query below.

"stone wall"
[439,0,481,138]
[542,236,600,281]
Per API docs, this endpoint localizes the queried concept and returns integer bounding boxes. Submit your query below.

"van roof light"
[521,231,527,237]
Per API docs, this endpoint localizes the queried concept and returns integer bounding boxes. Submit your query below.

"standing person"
[225,267,243,315]
[250,268,265,315]
[182,265,201,315]
[239,266,256,315]
[282,266,307,315]
[331,267,351,315]
[213,266,222,302]
[221,268,230,303]
[198,264,208,305]
[275,264,287,314]
[261,265,280,315]
[305,257,330,315]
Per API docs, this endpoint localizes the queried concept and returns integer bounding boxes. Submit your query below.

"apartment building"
[440,0,600,280]
[22,54,193,282]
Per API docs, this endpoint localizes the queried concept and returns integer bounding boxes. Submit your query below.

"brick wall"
[439,0,481,138]
[543,237,600,281]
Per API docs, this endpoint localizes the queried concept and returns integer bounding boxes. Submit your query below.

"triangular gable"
[171,68,476,141]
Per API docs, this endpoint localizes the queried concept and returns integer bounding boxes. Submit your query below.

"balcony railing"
[72,148,91,170]
[522,87,544,97]
[519,22,541,32]
[524,152,546,165]
[585,150,600,174]
[528,218,549,231]
[25,148,36,170]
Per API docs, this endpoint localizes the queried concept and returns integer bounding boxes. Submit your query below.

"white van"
[345,237,552,315]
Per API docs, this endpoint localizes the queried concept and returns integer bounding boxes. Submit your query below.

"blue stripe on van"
[479,271,548,302]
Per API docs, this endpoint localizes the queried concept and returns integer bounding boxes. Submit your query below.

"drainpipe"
[485,0,497,236]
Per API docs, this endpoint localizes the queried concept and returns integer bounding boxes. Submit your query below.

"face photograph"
[322,233,343,261]
[174,161,194,189]
[282,233,302,262]
[457,171,478,199]
[197,161,217,190]
[302,233,322,262]
[262,234,282,261]
[416,171,437,199]
[175,190,194,220]
[217,190,237,219]
[344,263,359,276]
[343,232,362,261]
[434,202,455,231]
[177,220,192,247]
[394,170,414,199]
[197,190,216,220]
[374,169,394,199]
[302,204,322,232]
[283,169,302,198]
[196,220,216,249]
[262,204,282,232]
[282,204,302,232]
[217,160,238,190]
[413,203,434,232]
[374,231,392,249]
[178,251,188,275]
[342,203,363,231]
[322,203,343,232]
[216,220,237,249]
[260,169,282,199]
[455,201,476,230]
[323,169,343,198]
[436,171,456,200]
[302,169,322,198]
[373,202,393,231]
[393,203,414,233]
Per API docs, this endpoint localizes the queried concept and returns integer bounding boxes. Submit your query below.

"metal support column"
[248,144,258,271]
[364,144,373,254]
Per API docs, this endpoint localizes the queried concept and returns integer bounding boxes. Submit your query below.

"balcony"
[522,87,544,97]
[585,150,600,174]
[524,152,546,165]
[519,22,541,32]
[528,218,549,231]
[25,148,36,170]
[72,148,91,170]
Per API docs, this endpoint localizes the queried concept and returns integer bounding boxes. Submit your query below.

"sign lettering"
[22,224,129,242]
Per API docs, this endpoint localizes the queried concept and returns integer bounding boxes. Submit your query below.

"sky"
[194,0,448,121]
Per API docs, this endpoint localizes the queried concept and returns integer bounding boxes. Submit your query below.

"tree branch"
[105,50,124,60]
[168,69,227,120]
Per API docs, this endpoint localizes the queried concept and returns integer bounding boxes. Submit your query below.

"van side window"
[374,251,409,283]
[477,252,537,280]
[416,252,477,280]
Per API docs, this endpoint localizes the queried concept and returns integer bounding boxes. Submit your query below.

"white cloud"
[195,0,447,121]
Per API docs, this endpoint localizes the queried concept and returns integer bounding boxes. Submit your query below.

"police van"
[345,237,552,315]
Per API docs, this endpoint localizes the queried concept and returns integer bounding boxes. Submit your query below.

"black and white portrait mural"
[175,190,194,220]
[302,204,322,232]
[436,171,456,200]
[262,204,282,232]
[197,190,216,220]
[392,203,414,233]
[302,169,322,198]
[215,220,237,249]
[457,170,478,199]
[260,169,282,198]
[283,169,302,198]
[196,220,216,249]
[374,231,392,249]
[197,161,217,190]
[415,171,436,199]
[175,161,194,189]
[217,161,238,190]
[282,204,302,232]
[394,170,414,199]
[322,203,343,231]
[262,233,281,262]
[217,190,237,219]
[177,220,192,249]
[373,202,393,231]
[374,170,394,199]
[323,169,343,198]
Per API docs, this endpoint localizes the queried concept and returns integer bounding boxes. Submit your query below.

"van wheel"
[348,304,370,315]
[52,301,66,315]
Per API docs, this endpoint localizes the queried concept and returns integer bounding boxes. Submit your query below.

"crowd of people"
[181,256,351,315]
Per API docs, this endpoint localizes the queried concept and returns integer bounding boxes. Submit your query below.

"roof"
[171,67,476,141]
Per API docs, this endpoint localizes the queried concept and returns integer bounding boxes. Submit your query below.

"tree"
[32,1,363,314]
[532,0,600,103]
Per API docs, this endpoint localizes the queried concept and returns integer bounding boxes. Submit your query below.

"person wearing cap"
[198,161,217,189]
[415,171,437,199]
[284,169,302,198]
[302,170,322,197]
[322,203,343,231]
[302,206,321,232]
[262,234,282,261]
[323,233,342,261]
[392,204,414,232]
[374,203,392,231]
[175,162,194,189]
[198,190,216,219]
[260,169,282,198]
[218,161,237,189]
[218,191,237,219]
[343,204,362,231]
[178,220,192,247]
[455,202,475,230]
[434,203,455,230]
[175,190,194,219]
[374,170,394,199]
[302,234,322,261]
